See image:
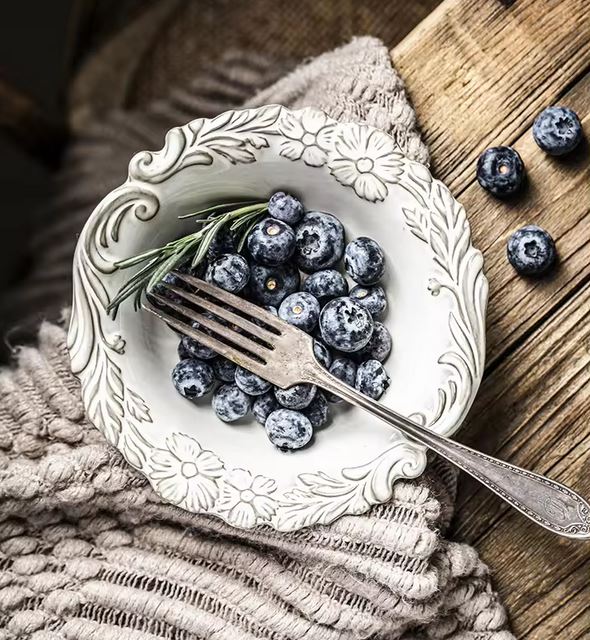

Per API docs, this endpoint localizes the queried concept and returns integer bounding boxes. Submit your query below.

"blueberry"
[313,338,332,369]
[247,218,295,266]
[303,392,330,429]
[234,366,272,396]
[319,297,374,352]
[248,263,300,307]
[355,360,391,400]
[212,384,252,422]
[349,285,387,319]
[150,272,184,307]
[180,328,216,360]
[279,292,320,332]
[268,191,304,225]
[344,238,385,286]
[275,383,317,409]
[326,357,357,403]
[172,359,215,400]
[177,339,191,360]
[533,106,583,156]
[476,146,524,197]
[252,391,280,425]
[294,212,345,273]
[206,253,250,292]
[212,357,237,383]
[507,225,557,276]
[207,227,238,261]
[303,269,348,305]
[354,322,392,363]
[265,409,313,450]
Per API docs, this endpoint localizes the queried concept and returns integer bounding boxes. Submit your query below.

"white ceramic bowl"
[68,105,487,531]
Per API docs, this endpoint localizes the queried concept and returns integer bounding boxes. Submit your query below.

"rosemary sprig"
[107,201,267,317]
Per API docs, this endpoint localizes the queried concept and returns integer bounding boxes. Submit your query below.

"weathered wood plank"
[393,0,590,194]
[451,282,590,637]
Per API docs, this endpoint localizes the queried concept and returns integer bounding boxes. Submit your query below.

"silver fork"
[144,272,590,539]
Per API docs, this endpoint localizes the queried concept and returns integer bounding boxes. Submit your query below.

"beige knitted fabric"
[0,38,513,639]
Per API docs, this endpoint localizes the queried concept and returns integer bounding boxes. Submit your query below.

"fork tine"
[162,282,278,344]
[149,293,271,361]
[173,272,286,332]
[143,301,268,374]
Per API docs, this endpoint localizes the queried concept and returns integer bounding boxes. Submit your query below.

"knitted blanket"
[0,38,514,639]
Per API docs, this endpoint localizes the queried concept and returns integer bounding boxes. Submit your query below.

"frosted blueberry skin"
[205,253,250,292]
[274,383,317,410]
[344,237,385,286]
[326,357,357,403]
[248,263,300,307]
[212,384,252,422]
[234,366,272,396]
[303,392,330,429]
[313,338,332,369]
[507,225,557,276]
[476,146,524,198]
[533,106,583,156]
[319,297,374,353]
[355,359,391,400]
[177,339,191,360]
[207,226,238,261]
[212,357,237,383]
[302,269,349,305]
[247,218,296,266]
[349,284,387,319]
[268,191,304,225]
[294,211,345,273]
[265,409,313,450]
[180,328,216,360]
[279,291,321,332]
[354,322,392,363]
[172,359,215,400]
[252,391,280,425]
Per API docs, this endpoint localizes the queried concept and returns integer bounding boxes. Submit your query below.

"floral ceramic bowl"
[68,105,488,531]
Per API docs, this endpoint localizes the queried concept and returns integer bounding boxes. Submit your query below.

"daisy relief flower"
[149,433,223,511]
[217,468,277,528]
[278,108,334,167]
[329,126,403,201]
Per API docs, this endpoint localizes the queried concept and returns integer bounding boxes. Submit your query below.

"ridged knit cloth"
[0,38,514,639]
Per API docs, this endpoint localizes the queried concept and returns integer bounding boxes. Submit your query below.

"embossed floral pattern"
[329,127,403,201]
[149,434,223,511]
[217,468,277,527]
[278,108,334,167]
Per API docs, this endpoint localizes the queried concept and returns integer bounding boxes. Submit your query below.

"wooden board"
[391,0,590,637]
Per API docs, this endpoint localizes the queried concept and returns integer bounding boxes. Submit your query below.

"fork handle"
[312,369,590,539]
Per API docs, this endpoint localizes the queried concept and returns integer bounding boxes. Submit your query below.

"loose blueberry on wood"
[212,384,252,422]
[172,359,215,400]
[265,409,313,450]
[234,366,272,396]
[312,338,332,369]
[279,291,320,332]
[326,357,357,403]
[268,191,304,225]
[248,263,300,307]
[533,106,583,156]
[507,225,557,276]
[344,237,385,286]
[294,211,345,273]
[303,392,330,429]
[303,269,348,304]
[247,218,296,266]
[319,297,374,352]
[252,391,280,425]
[355,359,391,400]
[205,253,250,292]
[354,322,392,363]
[212,357,237,383]
[476,146,525,197]
[349,284,387,319]
[274,383,317,409]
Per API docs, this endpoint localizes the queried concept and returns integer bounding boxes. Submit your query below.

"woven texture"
[0,38,513,639]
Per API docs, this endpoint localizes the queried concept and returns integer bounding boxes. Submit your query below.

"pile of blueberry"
[170,192,392,451]
[476,105,584,277]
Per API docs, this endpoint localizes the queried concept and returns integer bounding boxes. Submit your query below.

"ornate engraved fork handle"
[308,366,590,540]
